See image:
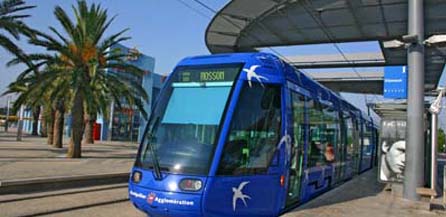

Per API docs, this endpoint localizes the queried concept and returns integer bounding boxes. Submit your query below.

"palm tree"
[4,79,49,140]
[52,98,66,148]
[44,73,70,148]
[17,0,148,158]
[3,65,68,147]
[0,0,36,63]
[83,75,111,144]
[0,0,40,138]
[44,102,55,145]
[5,49,69,145]
[31,105,40,135]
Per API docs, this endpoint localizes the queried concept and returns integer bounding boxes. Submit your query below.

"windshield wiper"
[146,118,162,180]
[147,138,162,180]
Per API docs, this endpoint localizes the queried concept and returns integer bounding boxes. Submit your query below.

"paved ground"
[284,168,444,217]
[0,183,145,217]
[1,169,443,217]
[0,131,137,180]
[0,131,445,216]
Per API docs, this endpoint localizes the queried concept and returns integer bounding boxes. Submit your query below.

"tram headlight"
[179,179,202,191]
[132,171,142,183]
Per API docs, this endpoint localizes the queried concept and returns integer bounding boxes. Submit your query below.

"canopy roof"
[206,0,446,91]
[371,101,431,119]
[308,71,383,94]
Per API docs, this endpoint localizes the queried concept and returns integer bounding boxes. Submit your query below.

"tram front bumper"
[129,184,203,217]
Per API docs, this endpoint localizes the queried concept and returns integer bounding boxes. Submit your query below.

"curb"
[0,172,130,195]
[18,198,130,217]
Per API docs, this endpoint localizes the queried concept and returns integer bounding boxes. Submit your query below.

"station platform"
[283,168,444,217]
[0,131,135,194]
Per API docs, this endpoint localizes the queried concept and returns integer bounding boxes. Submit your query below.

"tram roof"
[205,0,446,92]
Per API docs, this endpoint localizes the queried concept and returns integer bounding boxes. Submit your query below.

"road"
[1,167,444,217]
[0,184,146,217]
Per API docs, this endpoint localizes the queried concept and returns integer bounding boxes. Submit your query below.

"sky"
[0,0,444,128]
[0,0,228,98]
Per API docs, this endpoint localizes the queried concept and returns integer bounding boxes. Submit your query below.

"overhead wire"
[190,1,291,58]
[189,0,315,81]
[300,0,378,112]
[175,0,212,20]
[180,0,372,106]
[191,0,218,14]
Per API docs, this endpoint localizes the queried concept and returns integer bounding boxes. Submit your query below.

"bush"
[439,129,446,153]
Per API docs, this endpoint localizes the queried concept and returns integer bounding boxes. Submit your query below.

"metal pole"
[431,113,438,200]
[404,0,425,201]
[5,96,10,132]
[367,103,371,116]
[16,105,24,141]
[108,101,114,141]
[443,165,445,206]
[129,107,135,142]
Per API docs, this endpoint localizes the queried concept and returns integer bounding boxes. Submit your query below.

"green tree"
[15,0,148,158]
[3,65,67,147]
[3,70,46,139]
[0,0,36,63]
[439,128,446,153]
[0,0,40,137]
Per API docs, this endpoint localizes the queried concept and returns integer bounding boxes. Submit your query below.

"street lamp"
[16,105,24,141]
[382,39,405,49]
[382,33,446,200]
[383,34,446,48]
[424,34,446,46]
[5,95,11,132]
[427,87,446,199]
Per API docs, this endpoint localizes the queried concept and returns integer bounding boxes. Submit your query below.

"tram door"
[343,112,355,179]
[286,90,306,206]
[352,118,361,174]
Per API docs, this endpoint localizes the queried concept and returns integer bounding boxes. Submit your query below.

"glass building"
[97,43,163,142]
[22,43,164,143]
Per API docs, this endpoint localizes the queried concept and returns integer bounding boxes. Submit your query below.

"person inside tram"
[309,141,323,166]
[380,140,406,181]
[324,143,335,163]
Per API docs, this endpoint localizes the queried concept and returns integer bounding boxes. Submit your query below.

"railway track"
[0,183,145,217]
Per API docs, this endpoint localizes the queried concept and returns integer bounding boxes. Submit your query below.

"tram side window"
[290,92,305,170]
[356,120,362,152]
[307,100,339,167]
[344,113,354,161]
[217,83,282,175]
[362,126,373,156]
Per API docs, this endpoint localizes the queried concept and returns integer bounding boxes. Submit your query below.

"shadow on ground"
[294,168,385,211]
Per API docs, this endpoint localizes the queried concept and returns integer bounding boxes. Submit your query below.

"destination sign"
[175,65,241,83]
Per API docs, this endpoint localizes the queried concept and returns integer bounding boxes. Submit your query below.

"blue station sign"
[384,66,407,99]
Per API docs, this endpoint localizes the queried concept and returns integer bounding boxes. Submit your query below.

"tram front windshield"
[136,64,242,175]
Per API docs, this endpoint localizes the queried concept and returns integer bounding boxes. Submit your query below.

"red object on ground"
[93,123,101,140]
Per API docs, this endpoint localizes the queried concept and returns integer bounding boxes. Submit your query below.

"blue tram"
[128,53,378,217]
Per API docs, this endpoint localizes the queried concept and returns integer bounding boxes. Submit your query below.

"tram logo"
[232,181,251,211]
[243,65,268,87]
[129,190,147,199]
[277,131,292,155]
[147,192,156,205]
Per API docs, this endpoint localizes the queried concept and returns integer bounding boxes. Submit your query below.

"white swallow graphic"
[277,131,292,156]
[277,132,292,149]
[243,65,268,87]
[232,181,251,211]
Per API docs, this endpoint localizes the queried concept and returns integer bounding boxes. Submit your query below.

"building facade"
[97,43,163,143]
[23,43,163,143]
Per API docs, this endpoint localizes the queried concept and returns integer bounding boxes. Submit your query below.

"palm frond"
[0,0,35,16]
